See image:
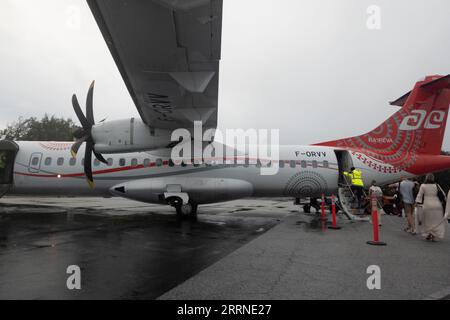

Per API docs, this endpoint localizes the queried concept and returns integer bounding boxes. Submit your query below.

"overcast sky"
[0,0,450,147]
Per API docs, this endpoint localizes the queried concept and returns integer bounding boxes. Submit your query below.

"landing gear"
[303,204,311,213]
[175,202,198,220]
[166,195,198,220]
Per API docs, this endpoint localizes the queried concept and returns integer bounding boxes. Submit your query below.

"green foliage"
[0,115,79,141]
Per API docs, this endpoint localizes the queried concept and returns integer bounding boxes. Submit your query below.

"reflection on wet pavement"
[0,198,294,299]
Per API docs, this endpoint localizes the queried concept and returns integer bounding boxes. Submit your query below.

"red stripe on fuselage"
[14,162,168,178]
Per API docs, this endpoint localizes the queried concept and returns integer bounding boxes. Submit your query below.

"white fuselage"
[4,141,409,204]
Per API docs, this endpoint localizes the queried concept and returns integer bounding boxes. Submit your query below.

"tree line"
[0,115,78,141]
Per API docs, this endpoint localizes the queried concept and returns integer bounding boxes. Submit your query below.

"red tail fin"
[316,75,450,169]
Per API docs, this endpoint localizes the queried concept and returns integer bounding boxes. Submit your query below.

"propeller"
[71,81,108,188]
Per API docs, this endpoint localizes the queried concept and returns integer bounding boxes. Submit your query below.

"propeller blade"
[94,151,108,165]
[86,81,95,125]
[70,136,88,158]
[84,142,94,188]
[72,94,91,129]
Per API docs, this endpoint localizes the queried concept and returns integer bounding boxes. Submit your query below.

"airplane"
[0,0,449,219]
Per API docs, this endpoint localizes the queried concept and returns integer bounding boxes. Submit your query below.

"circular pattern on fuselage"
[284,171,328,197]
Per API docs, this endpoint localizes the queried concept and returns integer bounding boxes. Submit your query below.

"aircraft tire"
[303,204,311,213]
[175,203,193,218]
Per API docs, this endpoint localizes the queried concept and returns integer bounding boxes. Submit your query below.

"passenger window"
[143,159,150,167]
[94,159,100,167]
[31,157,39,166]
[323,160,329,168]
[57,158,64,166]
[131,158,138,167]
[279,160,285,168]
[301,160,307,168]
[312,160,318,168]
[107,158,113,166]
[44,157,52,166]
[119,158,126,167]
[69,158,76,166]
[290,160,296,168]
[156,158,163,167]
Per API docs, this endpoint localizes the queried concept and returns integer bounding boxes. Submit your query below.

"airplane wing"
[87,0,223,131]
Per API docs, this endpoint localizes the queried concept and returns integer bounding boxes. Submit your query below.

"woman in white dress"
[415,174,447,241]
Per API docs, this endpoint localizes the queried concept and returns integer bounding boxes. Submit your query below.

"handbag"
[436,184,447,212]
[416,193,424,205]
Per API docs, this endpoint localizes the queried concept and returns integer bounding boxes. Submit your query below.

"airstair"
[0,185,10,199]
[0,140,19,199]
[338,183,370,221]
[334,149,370,221]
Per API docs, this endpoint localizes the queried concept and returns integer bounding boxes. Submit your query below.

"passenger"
[390,177,417,234]
[369,180,383,226]
[382,185,397,215]
[343,167,364,208]
[416,174,447,242]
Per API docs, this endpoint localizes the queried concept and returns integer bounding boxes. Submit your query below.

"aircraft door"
[334,150,354,184]
[28,152,43,174]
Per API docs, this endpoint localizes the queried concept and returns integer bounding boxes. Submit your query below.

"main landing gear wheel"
[303,204,311,213]
[175,202,198,220]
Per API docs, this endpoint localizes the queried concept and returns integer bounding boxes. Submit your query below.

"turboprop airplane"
[0,0,449,219]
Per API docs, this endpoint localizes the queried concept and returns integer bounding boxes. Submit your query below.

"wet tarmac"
[162,210,450,300]
[0,197,294,299]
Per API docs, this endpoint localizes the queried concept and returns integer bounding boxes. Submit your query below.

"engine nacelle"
[110,177,254,205]
[92,118,172,153]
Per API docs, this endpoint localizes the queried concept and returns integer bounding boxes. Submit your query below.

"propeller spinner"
[71,81,108,187]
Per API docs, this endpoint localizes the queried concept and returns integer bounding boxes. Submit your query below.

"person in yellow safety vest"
[343,167,365,208]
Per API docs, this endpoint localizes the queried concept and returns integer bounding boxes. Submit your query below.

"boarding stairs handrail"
[338,178,370,221]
